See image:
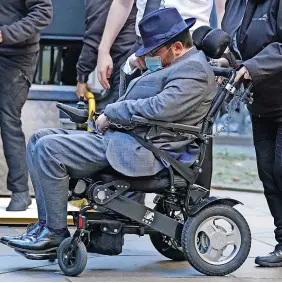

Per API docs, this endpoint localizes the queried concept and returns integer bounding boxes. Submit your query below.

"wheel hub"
[195,215,242,265]
[210,231,227,250]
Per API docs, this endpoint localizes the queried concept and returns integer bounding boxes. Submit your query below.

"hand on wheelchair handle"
[234,66,252,83]
[76,82,91,100]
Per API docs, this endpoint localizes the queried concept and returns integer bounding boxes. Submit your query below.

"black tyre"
[181,204,251,276]
[150,204,186,261]
[57,237,88,277]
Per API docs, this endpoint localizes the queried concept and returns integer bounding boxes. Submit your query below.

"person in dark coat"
[222,0,282,267]
[0,0,53,211]
[75,0,137,111]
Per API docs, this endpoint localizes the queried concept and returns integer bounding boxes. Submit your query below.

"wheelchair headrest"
[192,26,212,50]
[193,26,232,59]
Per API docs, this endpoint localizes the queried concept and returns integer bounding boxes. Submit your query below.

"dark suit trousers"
[252,115,282,244]
[0,53,37,193]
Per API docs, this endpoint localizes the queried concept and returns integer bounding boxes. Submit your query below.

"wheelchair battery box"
[87,220,124,256]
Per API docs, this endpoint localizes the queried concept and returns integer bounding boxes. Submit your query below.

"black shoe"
[255,246,282,267]
[8,226,70,253]
[6,192,32,211]
[0,222,43,246]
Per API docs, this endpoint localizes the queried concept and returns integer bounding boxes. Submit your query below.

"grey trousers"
[27,128,110,229]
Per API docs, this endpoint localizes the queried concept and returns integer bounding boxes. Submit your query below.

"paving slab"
[232,257,282,279]
[0,265,68,282]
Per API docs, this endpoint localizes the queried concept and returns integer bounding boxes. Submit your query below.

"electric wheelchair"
[17,28,253,277]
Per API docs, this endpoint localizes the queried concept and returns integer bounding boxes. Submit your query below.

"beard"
[162,49,175,67]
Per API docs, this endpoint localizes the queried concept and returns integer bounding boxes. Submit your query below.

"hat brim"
[135,18,196,57]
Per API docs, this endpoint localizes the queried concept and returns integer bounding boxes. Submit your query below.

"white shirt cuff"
[123,59,137,75]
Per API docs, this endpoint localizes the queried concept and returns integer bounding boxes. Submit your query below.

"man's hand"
[97,50,113,90]
[235,66,252,82]
[129,53,146,70]
[76,82,90,100]
[95,113,110,134]
[0,31,2,43]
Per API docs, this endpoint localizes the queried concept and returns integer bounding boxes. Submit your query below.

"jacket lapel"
[122,70,152,100]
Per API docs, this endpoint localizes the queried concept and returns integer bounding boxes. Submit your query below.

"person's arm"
[239,1,282,84]
[0,0,52,45]
[97,0,135,90]
[75,43,98,98]
[104,62,209,125]
[243,43,282,84]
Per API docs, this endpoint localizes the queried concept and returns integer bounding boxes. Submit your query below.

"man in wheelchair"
[0,9,254,277]
[1,7,215,253]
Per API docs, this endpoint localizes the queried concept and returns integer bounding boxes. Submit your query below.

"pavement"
[0,189,280,282]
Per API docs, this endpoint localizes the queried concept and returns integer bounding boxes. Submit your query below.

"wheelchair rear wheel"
[150,203,186,261]
[57,237,87,277]
[181,204,251,276]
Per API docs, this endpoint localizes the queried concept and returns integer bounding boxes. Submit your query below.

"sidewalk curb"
[211,184,263,194]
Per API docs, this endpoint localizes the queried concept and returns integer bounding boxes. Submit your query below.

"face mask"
[144,56,163,72]
[145,46,173,72]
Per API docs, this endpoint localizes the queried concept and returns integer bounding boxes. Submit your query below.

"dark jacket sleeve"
[76,43,98,83]
[76,0,110,83]
[243,1,282,85]
[1,0,53,45]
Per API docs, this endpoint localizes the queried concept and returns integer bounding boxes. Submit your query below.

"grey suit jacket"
[103,47,216,177]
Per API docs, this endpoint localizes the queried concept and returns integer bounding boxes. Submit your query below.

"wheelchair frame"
[65,68,250,252]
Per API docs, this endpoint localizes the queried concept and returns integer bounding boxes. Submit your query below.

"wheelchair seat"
[98,168,188,193]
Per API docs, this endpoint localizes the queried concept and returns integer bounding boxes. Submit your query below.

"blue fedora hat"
[136,8,196,57]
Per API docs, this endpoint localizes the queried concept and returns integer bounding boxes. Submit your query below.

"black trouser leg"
[252,116,282,244]
[0,61,31,193]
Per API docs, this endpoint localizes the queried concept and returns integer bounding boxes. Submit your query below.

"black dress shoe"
[0,222,43,245]
[6,192,32,211]
[255,246,282,267]
[8,226,70,253]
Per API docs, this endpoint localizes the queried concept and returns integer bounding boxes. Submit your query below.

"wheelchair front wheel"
[57,237,87,277]
[150,203,186,261]
[181,204,251,276]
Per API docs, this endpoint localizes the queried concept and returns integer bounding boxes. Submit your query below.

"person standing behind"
[97,0,214,90]
[76,0,137,111]
[0,0,53,211]
[222,0,282,267]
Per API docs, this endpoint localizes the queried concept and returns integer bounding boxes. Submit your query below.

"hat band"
[143,21,188,48]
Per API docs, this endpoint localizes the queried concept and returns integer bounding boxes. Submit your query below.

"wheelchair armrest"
[131,115,202,135]
[57,103,88,124]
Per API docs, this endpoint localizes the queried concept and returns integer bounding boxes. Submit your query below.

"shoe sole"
[6,242,58,254]
[7,244,58,254]
[255,258,282,267]
[15,249,57,260]
[0,240,9,246]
